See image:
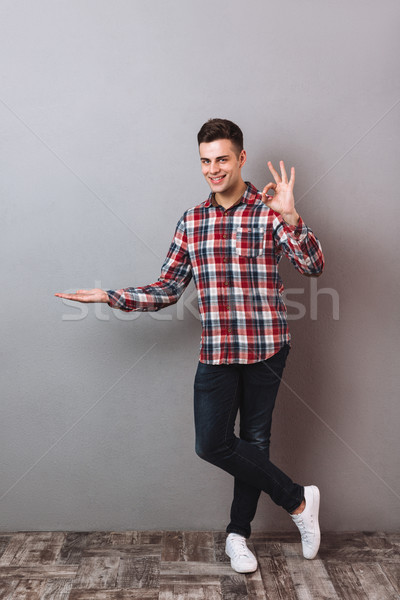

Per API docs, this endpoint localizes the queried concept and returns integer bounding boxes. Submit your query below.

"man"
[55,118,325,574]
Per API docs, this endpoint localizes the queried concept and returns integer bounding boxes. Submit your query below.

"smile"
[209,176,226,183]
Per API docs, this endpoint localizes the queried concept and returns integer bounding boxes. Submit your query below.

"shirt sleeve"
[106,214,192,312]
[272,213,325,276]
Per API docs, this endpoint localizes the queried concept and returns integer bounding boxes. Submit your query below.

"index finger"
[267,161,282,184]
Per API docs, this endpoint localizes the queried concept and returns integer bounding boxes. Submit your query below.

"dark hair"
[197,118,243,155]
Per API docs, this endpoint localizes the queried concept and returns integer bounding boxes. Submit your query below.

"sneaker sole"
[228,557,258,573]
[306,485,321,560]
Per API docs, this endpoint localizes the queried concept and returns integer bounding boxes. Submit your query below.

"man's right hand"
[54,288,109,303]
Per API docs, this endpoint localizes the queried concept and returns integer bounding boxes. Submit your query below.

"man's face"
[199,139,246,195]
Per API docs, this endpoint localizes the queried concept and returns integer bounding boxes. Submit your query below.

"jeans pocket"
[235,226,265,257]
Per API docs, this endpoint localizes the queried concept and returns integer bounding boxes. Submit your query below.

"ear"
[239,149,247,168]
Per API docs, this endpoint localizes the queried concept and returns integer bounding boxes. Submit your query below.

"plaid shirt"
[107,182,324,364]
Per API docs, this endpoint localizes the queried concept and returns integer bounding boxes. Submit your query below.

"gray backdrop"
[1,0,399,533]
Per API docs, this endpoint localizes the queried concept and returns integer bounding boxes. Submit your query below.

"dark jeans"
[194,344,304,538]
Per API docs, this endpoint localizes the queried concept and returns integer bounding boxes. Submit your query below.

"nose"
[209,160,220,174]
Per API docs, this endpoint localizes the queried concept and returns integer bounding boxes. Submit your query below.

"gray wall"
[1,0,399,533]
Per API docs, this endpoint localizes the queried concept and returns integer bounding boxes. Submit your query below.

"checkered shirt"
[106,182,325,364]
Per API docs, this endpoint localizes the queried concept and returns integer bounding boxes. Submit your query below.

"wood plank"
[220,574,248,600]
[183,532,215,562]
[253,541,297,600]
[58,532,88,565]
[245,559,268,600]
[159,584,222,599]
[363,531,393,549]
[324,562,368,600]
[0,533,26,566]
[352,562,400,600]
[109,531,162,545]
[364,531,400,563]
[2,578,47,600]
[317,531,374,563]
[162,532,215,562]
[39,532,66,565]
[159,585,174,600]
[140,531,163,545]
[82,544,161,558]
[0,565,77,579]
[0,532,65,566]
[162,532,184,561]
[158,574,221,586]
[41,578,74,600]
[58,532,112,564]
[161,561,234,576]
[116,555,160,588]
[380,562,400,595]
[282,543,340,600]
[0,536,13,560]
[0,579,19,600]
[251,531,299,543]
[386,532,400,545]
[70,590,159,599]
[212,532,230,564]
[109,531,139,546]
[72,556,120,589]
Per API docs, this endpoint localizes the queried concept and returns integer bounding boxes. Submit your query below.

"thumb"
[261,183,276,205]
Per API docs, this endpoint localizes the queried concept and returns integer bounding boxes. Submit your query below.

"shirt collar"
[204,181,259,208]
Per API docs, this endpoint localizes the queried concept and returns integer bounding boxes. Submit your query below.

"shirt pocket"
[235,226,266,257]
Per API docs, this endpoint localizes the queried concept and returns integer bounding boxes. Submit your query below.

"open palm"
[54,288,109,303]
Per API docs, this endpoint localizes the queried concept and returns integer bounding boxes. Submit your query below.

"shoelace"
[294,515,314,543]
[230,536,250,558]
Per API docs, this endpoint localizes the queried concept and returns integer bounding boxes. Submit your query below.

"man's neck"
[215,180,247,210]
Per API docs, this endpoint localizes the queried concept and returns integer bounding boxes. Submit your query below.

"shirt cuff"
[282,216,308,242]
[106,289,137,311]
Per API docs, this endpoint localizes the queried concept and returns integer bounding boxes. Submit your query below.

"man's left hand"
[261,160,299,226]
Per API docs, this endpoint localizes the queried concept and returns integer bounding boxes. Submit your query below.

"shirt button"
[227,328,232,333]
[223,233,227,239]
[224,281,229,286]
[223,258,228,263]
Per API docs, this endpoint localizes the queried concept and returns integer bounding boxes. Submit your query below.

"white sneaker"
[290,485,321,559]
[225,533,258,573]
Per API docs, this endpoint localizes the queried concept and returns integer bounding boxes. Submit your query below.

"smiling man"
[55,118,325,574]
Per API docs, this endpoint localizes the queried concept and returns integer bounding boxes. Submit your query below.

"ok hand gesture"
[261,160,299,226]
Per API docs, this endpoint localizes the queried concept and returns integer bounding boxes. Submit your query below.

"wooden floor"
[0,530,399,599]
